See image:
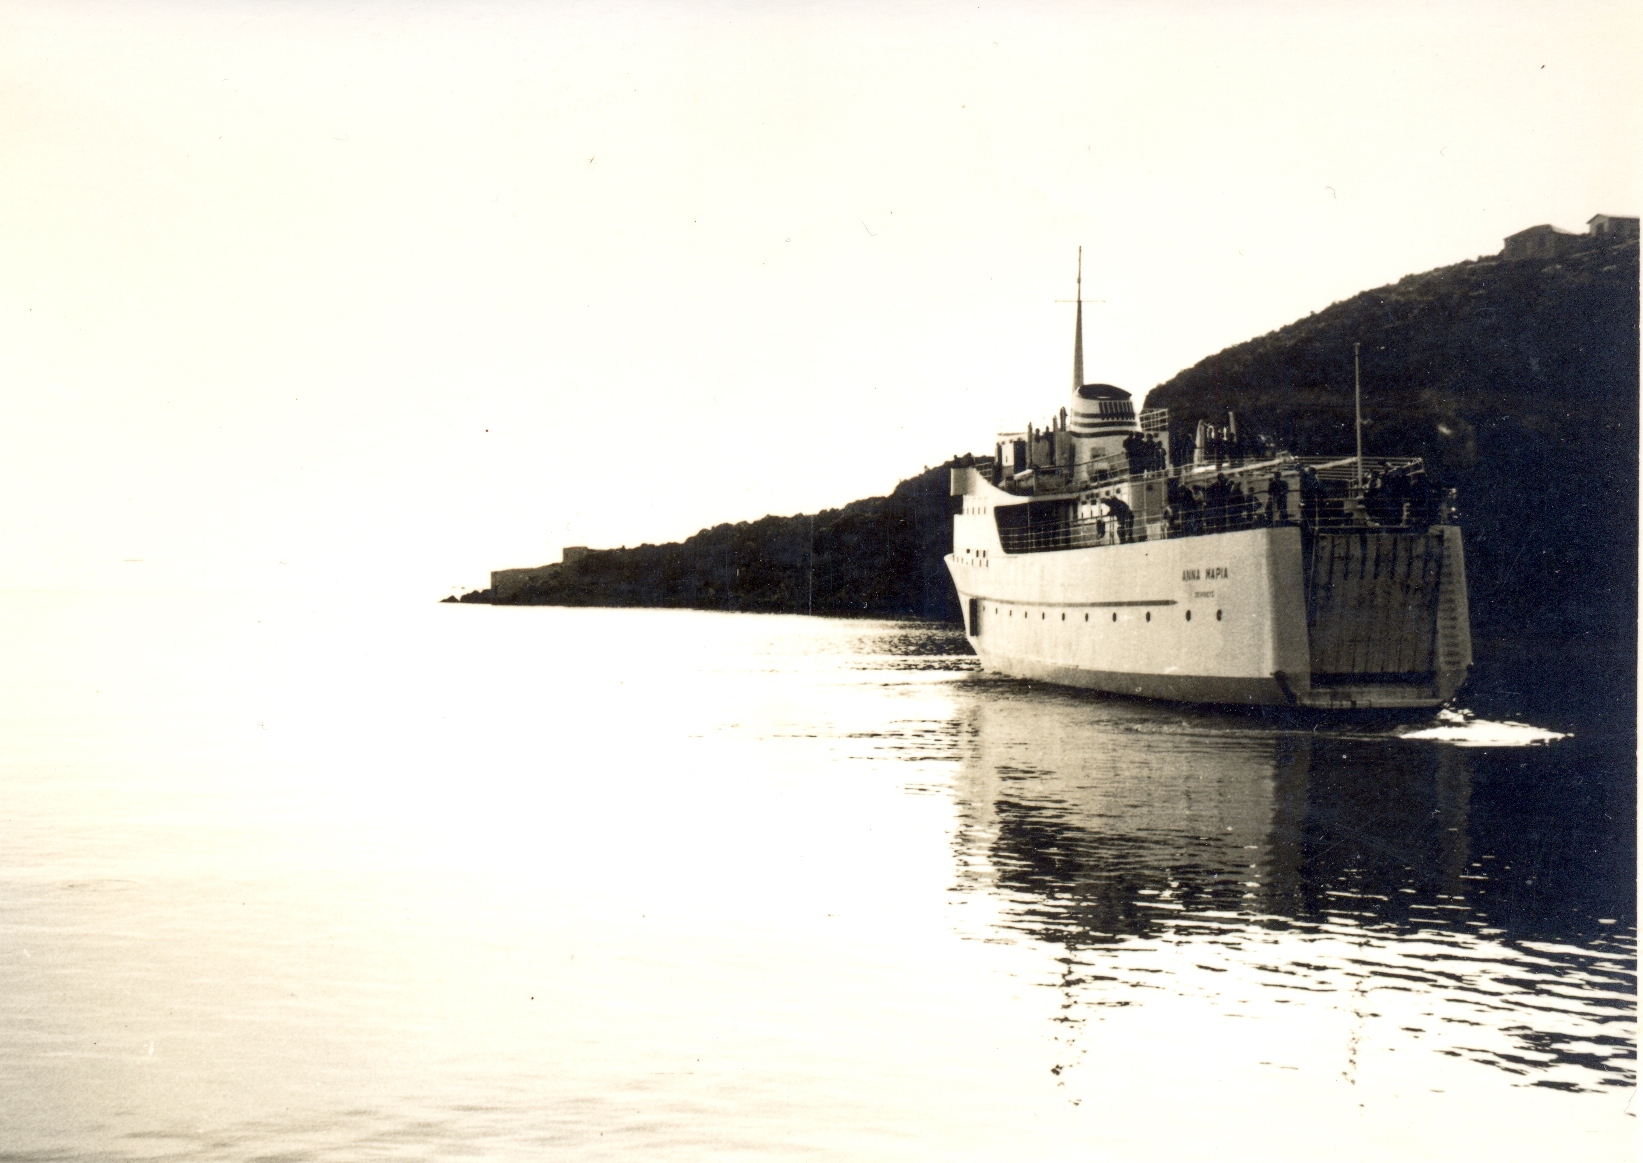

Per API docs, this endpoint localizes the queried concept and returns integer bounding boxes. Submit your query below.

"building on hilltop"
[1502,223,1582,260]
[1587,213,1640,239]
[1502,213,1639,260]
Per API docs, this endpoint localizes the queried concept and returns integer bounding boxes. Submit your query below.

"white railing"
[994,497,1456,555]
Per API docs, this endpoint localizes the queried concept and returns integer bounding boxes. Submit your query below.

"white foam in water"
[1399,707,1568,747]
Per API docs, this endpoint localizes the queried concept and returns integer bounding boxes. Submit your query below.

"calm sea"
[0,592,1633,1161]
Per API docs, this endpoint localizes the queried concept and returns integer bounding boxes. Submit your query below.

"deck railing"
[992,493,1455,555]
[964,451,1452,555]
[993,453,1428,496]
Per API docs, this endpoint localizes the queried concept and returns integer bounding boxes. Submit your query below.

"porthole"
[1084,613,1089,622]
[1060,613,1065,621]
[1216,609,1223,621]
[1111,612,1117,622]
[1145,611,1151,622]
[1040,612,1045,620]
[1186,610,1192,622]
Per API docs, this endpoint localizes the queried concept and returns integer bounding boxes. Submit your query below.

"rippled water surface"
[0,594,1632,1160]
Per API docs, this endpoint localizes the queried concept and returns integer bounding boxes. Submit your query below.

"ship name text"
[1181,567,1229,582]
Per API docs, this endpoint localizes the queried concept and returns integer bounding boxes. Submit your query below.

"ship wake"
[1395,707,1569,748]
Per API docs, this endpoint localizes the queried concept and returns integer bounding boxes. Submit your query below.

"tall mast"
[1354,341,1364,489]
[1072,246,1084,391]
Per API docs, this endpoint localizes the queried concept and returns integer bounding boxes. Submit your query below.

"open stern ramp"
[1303,527,1471,708]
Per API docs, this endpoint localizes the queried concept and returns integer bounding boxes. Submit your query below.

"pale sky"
[1,0,1638,596]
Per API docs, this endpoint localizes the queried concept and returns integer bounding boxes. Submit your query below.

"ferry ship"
[945,266,1472,710]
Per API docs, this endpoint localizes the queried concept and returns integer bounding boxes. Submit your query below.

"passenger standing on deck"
[1167,483,1187,537]
[1207,474,1230,533]
[1227,480,1246,530]
[1386,471,1413,526]
[1266,471,1290,524]
[1122,433,1144,477]
[1102,495,1134,544]
[1298,465,1320,528]
[1362,471,1385,525]
[1166,481,1187,537]
[1409,471,1433,525]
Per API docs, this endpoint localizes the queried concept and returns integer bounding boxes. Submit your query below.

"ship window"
[1041,612,1045,620]
[1216,609,1222,621]
[1060,613,1065,621]
[1146,611,1151,622]
[1111,612,1117,622]
[1084,613,1089,622]
[1186,610,1192,621]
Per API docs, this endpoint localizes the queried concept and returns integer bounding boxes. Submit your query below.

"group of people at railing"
[1121,432,1168,475]
[1166,471,1290,537]
[1358,468,1437,527]
[1162,467,1441,537]
[986,456,1449,556]
[1082,434,1169,485]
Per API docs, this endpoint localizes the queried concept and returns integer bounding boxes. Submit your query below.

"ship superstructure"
[946,258,1471,710]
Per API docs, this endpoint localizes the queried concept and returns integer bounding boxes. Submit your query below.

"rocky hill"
[471,461,962,621]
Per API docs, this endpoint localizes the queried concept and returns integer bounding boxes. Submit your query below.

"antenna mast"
[1072,247,1084,391]
[1354,341,1364,489]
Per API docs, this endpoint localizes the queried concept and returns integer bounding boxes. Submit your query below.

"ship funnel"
[1069,383,1139,442]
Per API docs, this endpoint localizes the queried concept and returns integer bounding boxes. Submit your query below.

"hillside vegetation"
[471,233,1637,653]
[483,463,961,621]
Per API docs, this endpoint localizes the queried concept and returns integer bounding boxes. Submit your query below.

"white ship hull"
[946,466,1471,710]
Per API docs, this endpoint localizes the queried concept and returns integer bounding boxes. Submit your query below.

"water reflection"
[942,680,1635,1095]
